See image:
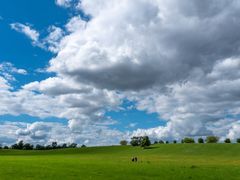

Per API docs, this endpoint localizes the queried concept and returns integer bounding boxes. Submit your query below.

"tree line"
[120,136,240,147]
[0,141,86,150]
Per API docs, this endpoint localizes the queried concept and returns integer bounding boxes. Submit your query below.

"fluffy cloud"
[3,0,240,144]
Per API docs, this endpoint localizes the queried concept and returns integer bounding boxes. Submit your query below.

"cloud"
[55,0,73,8]
[0,62,27,81]
[10,23,40,43]
[43,26,65,53]
[2,0,240,144]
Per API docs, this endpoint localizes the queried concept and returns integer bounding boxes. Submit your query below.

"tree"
[62,143,67,148]
[154,141,158,144]
[224,138,231,143]
[3,146,9,149]
[35,144,45,150]
[198,138,204,143]
[237,138,240,143]
[52,142,58,149]
[173,140,177,144]
[140,136,151,147]
[130,137,141,146]
[165,141,169,144]
[69,143,77,148]
[23,143,33,150]
[159,140,164,144]
[18,140,24,150]
[120,140,128,146]
[206,136,219,143]
[183,137,195,143]
[81,144,86,148]
[11,144,18,149]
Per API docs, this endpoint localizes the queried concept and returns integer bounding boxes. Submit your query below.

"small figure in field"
[131,157,138,162]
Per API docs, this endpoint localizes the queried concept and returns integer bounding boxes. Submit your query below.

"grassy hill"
[0,144,240,179]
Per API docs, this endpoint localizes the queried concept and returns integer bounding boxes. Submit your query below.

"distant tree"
[183,137,195,143]
[198,138,204,143]
[23,143,33,150]
[45,145,52,150]
[159,140,164,144]
[35,144,45,150]
[11,144,19,149]
[181,139,184,143]
[173,140,177,144]
[3,146,9,149]
[130,137,141,146]
[81,144,86,148]
[0,144,2,149]
[62,143,68,148]
[140,136,151,148]
[237,138,240,143]
[18,140,24,150]
[52,142,58,149]
[69,143,77,148]
[206,136,219,143]
[224,138,231,143]
[120,140,128,146]
[165,141,169,144]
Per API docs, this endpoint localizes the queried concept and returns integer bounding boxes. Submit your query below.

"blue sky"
[0,0,240,145]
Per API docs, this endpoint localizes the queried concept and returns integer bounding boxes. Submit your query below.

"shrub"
[224,138,231,143]
[206,136,219,143]
[120,140,128,146]
[183,137,195,143]
[198,138,204,143]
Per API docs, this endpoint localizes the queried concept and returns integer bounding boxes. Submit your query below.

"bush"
[224,138,231,143]
[198,138,204,143]
[206,136,219,143]
[183,137,195,143]
[120,140,128,146]
[237,138,240,143]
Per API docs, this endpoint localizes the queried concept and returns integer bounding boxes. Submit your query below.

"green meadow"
[0,144,240,180]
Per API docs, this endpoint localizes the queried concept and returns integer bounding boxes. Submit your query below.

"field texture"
[0,144,240,179]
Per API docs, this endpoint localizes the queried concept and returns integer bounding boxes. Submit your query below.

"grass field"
[0,144,240,179]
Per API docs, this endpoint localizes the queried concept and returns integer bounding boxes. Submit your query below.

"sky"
[1,0,240,146]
